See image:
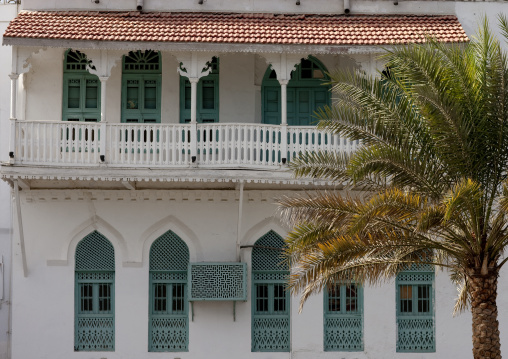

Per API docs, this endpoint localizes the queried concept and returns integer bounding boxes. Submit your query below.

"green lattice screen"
[324,284,363,351]
[396,265,435,352]
[75,231,115,352]
[149,231,189,352]
[75,231,115,271]
[252,231,290,352]
[188,263,247,301]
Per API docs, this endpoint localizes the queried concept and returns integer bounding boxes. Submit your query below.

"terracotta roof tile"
[3,11,468,46]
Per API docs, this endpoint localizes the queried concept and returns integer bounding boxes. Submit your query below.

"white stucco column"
[279,79,289,163]
[99,76,109,162]
[9,73,19,162]
[189,77,199,161]
[176,52,216,163]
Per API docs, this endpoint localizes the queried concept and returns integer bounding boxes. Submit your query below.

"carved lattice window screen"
[74,231,115,352]
[149,230,190,352]
[251,230,290,352]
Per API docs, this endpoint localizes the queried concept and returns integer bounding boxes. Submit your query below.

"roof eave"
[2,36,403,55]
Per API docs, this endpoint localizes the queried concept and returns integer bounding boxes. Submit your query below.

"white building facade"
[0,1,507,358]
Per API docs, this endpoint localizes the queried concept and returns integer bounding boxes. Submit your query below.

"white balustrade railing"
[13,121,359,169]
[107,123,191,167]
[196,123,282,167]
[287,126,360,162]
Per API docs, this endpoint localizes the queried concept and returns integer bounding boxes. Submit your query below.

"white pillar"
[9,73,19,162]
[189,77,199,161]
[99,76,108,162]
[279,79,289,164]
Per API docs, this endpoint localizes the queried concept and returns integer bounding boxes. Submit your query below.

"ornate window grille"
[251,230,290,352]
[122,50,161,123]
[63,50,100,122]
[324,283,363,351]
[180,57,219,123]
[149,230,190,352]
[74,231,115,352]
[396,264,435,352]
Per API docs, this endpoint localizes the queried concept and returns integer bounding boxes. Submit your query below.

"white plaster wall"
[0,4,19,359]
[9,189,474,359]
[21,51,359,124]
[17,0,506,17]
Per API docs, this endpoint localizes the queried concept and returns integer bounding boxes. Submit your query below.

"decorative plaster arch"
[240,216,288,263]
[48,215,128,267]
[139,215,204,266]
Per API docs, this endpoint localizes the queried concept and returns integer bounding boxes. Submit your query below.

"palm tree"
[278,17,508,359]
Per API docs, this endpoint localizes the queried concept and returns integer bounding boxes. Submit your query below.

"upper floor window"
[180,57,219,123]
[396,265,435,352]
[122,50,161,123]
[262,56,330,126]
[63,50,100,122]
[324,283,363,351]
[251,230,289,352]
[148,230,190,352]
[74,231,115,352]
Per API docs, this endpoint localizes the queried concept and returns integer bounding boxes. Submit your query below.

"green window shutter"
[396,266,435,352]
[149,230,190,352]
[261,56,331,126]
[74,231,115,352]
[179,57,219,123]
[121,51,161,123]
[251,231,290,352]
[63,50,100,122]
[324,283,363,351]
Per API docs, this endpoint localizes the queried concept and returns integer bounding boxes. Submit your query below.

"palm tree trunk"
[469,271,501,359]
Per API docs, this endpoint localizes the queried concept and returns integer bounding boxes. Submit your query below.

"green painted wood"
[148,231,189,352]
[74,231,115,352]
[63,50,100,122]
[323,284,363,351]
[179,57,219,123]
[121,51,161,123]
[261,56,331,126]
[251,231,290,352]
[188,263,247,301]
[396,267,435,352]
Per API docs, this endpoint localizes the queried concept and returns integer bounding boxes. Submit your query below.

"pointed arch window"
[251,230,289,352]
[63,50,100,122]
[149,230,190,352]
[122,50,162,123]
[74,231,115,351]
[262,56,330,126]
[180,57,219,123]
[396,264,435,352]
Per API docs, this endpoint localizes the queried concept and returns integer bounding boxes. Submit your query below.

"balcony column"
[9,73,19,163]
[279,79,289,164]
[189,77,199,162]
[99,76,109,162]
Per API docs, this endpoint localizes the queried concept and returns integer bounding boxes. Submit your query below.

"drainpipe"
[136,0,143,11]
[236,181,244,262]
[13,181,27,278]
[344,0,350,14]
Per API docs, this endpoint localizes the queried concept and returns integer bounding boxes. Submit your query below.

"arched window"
[149,230,190,352]
[251,230,289,352]
[262,56,330,126]
[74,231,115,352]
[180,57,219,123]
[121,50,162,123]
[63,50,100,122]
[396,263,435,352]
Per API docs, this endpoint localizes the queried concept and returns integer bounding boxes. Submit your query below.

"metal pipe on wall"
[136,0,143,11]
[344,0,350,13]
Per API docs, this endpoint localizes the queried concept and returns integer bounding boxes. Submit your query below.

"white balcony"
[11,121,359,170]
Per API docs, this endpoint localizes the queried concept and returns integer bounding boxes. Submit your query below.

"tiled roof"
[3,11,468,46]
